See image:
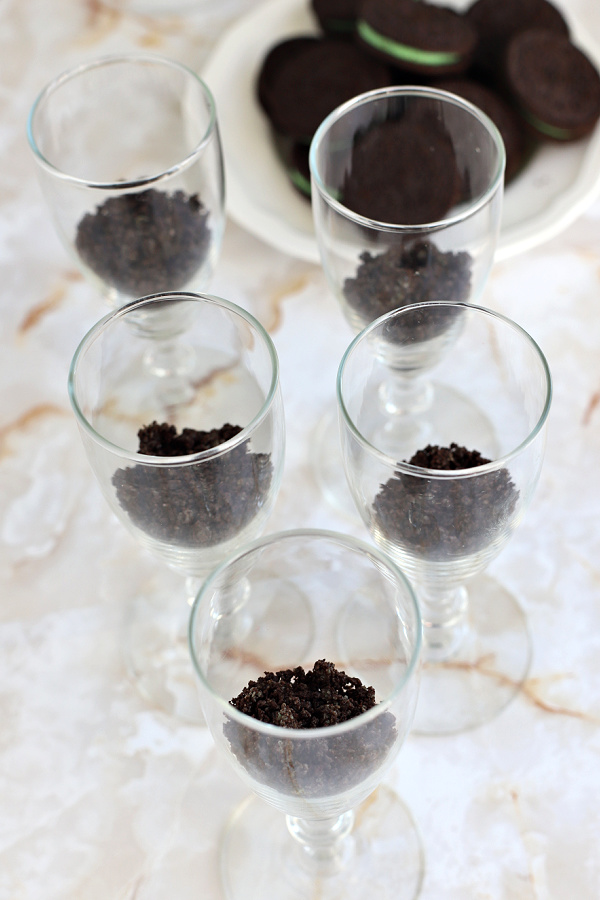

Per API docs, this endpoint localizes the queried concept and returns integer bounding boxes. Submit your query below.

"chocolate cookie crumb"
[75,188,211,298]
[112,421,272,547]
[343,239,471,336]
[373,443,519,559]
[230,659,376,727]
[136,420,240,457]
[225,660,397,797]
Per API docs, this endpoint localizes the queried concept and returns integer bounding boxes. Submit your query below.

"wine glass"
[308,85,505,514]
[337,301,552,734]
[68,291,285,721]
[27,54,225,310]
[188,529,423,900]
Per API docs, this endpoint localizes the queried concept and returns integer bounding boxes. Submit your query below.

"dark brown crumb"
[343,239,471,336]
[373,443,519,559]
[136,420,241,457]
[75,188,211,297]
[111,421,272,547]
[230,659,376,728]
[225,660,397,797]
[409,443,490,470]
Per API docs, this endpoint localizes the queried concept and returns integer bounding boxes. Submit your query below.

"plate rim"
[203,0,600,264]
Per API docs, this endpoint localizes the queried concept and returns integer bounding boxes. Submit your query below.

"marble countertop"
[2,0,600,897]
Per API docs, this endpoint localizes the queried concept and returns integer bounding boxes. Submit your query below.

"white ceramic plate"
[203,0,600,263]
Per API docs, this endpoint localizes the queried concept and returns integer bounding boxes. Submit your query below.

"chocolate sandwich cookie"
[311,0,358,36]
[437,78,526,182]
[505,29,600,141]
[257,36,391,143]
[530,0,570,32]
[341,114,461,224]
[272,133,312,199]
[356,0,478,77]
[257,36,318,116]
[465,0,569,80]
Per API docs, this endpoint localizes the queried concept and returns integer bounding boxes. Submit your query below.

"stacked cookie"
[258,35,393,196]
[257,0,600,200]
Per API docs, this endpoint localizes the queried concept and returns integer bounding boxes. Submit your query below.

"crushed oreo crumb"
[230,659,376,727]
[225,660,397,797]
[343,240,472,337]
[373,443,519,559]
[75,188,211,297]
[112,421,272,547]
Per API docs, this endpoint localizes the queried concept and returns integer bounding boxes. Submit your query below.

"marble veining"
[1,0,600,897]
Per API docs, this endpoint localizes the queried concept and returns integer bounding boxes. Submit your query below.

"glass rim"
[67,290,281,466]
[188,527,423,739]
[337,300,553,475]
[309,84,506,234]
[26,53,218,189]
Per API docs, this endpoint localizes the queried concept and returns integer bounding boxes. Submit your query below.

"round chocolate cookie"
[257,36,391,143]
[465,0,569,79]
[437,78,526,182]
[341,114,461,224]
[356,0,478,77]
[505,29,600,141]
[311,0,358,36]
[257,36,318,116]
[531,0,570,32]
[285,142,311,198]
[272,133,312,198]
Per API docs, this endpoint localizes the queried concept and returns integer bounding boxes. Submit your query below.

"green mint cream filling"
[325,18,355,33]
[288,167,312,197]
[520,108,575,141]
[357,19,461,67]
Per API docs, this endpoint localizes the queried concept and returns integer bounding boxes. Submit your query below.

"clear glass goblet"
[189,529,423,900]
[68,291,285,720]
[309,85,505,514]
[27,54,225,310]
[337,302,552,734]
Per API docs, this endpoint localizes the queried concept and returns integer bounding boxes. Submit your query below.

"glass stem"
[185,576,203,606]
[211,576,253,647]
[378,370,433,416]
[142,339,197,406]
[286,811,354,876]
[419,584,469,662]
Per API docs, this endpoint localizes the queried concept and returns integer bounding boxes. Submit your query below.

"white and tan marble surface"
[2,1,600,897]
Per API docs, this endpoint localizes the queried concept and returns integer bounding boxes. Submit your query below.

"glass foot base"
[373,381,500,462]
[310,384,500,519]
[310,405,360,520]
[221,787,424,900]
[123,570,316,723]
[122,572,205,723]
[413,574,532,735]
